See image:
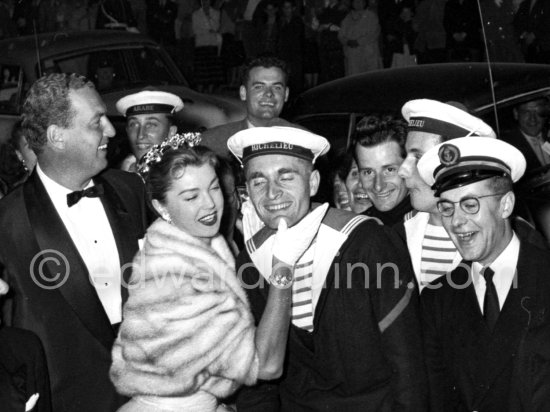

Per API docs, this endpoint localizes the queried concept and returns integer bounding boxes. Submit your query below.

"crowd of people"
[0,50,549,412]
[1,0,550,95]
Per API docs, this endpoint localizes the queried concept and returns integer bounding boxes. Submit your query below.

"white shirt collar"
[36,163,95,210]
[472,232,520,310]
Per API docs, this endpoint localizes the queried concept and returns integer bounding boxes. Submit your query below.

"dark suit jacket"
[200,118,248,159]
[421,240,550,412]
[0,326,51,412]
[0,168,148,412]
[500,128,544,172]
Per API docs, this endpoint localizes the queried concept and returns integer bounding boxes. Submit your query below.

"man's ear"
[513,107,519,122]
[169,124,178,137]
[239,85,247,102]
[46,125,65,150]
[309,169,320,197]
[500,191,515,219]
[284,87,289,102]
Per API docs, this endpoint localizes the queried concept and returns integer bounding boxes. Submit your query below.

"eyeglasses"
[437,193,505,217]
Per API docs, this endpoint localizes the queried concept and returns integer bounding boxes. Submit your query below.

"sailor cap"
[116,90,184,117]
[227,126,330,165]
[417,136,526,196]
[402,99,496,139]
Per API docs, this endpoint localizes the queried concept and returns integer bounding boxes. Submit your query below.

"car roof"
[290,63,550,118]
[0,30,158,63]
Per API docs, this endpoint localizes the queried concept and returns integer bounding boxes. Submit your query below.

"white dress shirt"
[37,164,122,324]
[522,131,550,165]
[472,232,520,313]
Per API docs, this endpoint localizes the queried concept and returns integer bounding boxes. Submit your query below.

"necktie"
[66,184,104,207]
[482,267,499,332]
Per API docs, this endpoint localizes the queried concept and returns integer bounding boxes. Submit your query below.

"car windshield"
[41,46,180,93]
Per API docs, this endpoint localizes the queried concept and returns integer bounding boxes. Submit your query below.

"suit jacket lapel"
[24,171,115,350]
[472,244,538,406]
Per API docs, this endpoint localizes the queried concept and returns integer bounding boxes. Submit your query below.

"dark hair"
[0,121,28,195]
[487,175,513,194]
[21,73,95,154]
[242,56,289,86]
[331,149,355,183]
[145,145,219,207]
[8,119,26,152]
[354,114,407,158]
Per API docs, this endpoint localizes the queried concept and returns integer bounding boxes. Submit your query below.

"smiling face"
[126,113,177,161]
[440,179,514,266]
[345,160,371,213]
[245,154,319,229]
[355,140,408,212]
[62,87,115,181]
[398,131,442,213]
[240,67,289,126]
[153,163,224,242]
[514,99,548,137]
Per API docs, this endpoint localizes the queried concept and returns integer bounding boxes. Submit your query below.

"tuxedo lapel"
[94,175,138,304]
[23,172,115,350]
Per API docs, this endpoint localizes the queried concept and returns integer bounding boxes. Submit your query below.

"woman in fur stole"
[110,143,303,411]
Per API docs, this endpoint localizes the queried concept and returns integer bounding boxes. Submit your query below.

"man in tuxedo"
[417,136,550,411]
[0,73,148,412]
[200,55,290,160]
[501,97,550,173]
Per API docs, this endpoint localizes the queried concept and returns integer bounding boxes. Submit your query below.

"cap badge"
[438,144,460,166]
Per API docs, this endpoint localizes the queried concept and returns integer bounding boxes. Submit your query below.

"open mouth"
[98,144,108,151]
[198,212,218,226]
[373,190,394,199]
[455,231,476,242]
[265,202,291,212]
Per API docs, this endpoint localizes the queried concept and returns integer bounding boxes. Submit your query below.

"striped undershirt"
[420,224,457,287]
[291,244,315,332]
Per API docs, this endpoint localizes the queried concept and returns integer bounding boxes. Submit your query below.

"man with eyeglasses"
[417,136,550,412]
[396,99,496,292]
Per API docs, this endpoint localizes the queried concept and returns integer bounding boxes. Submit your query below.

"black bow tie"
[66,184,104,207]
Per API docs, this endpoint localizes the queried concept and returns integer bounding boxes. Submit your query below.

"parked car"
[0,30,245,166]
[288,63,550,240]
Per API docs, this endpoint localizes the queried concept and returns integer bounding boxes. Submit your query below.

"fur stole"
[110,219,259,398]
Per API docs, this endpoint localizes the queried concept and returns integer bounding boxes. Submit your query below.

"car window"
[0,64,22,114]
[43,50,129,93]
[128,47,176,85]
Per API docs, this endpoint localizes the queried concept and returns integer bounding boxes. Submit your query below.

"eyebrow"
[177,176,218,195]
[278,167,298,175]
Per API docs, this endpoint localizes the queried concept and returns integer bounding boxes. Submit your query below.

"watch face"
[269,265,294,287]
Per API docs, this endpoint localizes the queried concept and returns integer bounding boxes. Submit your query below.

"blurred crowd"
[1,0,549,94]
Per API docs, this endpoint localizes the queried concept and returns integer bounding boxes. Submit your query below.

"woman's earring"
[162,213,172,224]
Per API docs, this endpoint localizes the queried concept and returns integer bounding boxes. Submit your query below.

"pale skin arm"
[254,256,293,380]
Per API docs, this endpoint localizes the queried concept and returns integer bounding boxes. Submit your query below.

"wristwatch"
[269,266,293,287]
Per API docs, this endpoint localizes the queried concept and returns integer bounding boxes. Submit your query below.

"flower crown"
[137,132,202,176]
